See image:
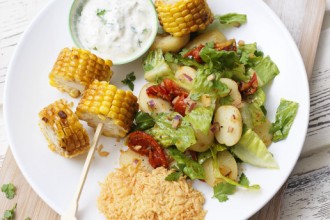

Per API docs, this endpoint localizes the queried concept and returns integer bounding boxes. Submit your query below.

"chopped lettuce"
[246,88,266,106]
[237,43,263,67]
[253,56,280,87]
[240,102,266,129]
[147,113,196,152]
[191,68,230,99]
[143,49,173,82]
[223,64,249,82]
[164,52,203,69]
[184,106,214,135]
[199,46,240,71]
[271,99,299,142]
[167,147,205,180]
[216,13,247,27]
[197,143,227,164]
[231,129,279,168]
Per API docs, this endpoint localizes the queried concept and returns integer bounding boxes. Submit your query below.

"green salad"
[126,15,299,202]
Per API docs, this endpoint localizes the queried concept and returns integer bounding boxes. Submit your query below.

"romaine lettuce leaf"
[184,106,214,135]
[271,99,299,142]
[240,102,266,129]
[223,64,249,82]
[216,13,247,27]
[191,68,230,99]
[147,113,196,152]
[167,147,205,180]
[197,143,227,164]
[199,46,240,71]
[164,52,203,69]
[237,43,264,67]
[253,56,280,87]
[231,129,279,168]
[247,88,266,106]
[143,49,173,82]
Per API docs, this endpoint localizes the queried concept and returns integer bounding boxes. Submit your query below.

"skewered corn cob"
[155,0,214,37]
[49,48,113,98]
[38,99,90,158]
[76,80,139,138]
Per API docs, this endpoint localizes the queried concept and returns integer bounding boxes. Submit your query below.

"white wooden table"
[1,0,330,219]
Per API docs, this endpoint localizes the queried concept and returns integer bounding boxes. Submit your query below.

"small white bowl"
[69,0,158,65]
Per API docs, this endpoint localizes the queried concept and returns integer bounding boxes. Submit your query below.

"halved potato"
[119,149,153,171]
[138,83,172,114]
[174,66,196,91]
[220,78,242,107]
[150,33,190,53]
[202,150,238,187]
[189,129,214,152]
[185,30,227,50]
[214,105,243,146]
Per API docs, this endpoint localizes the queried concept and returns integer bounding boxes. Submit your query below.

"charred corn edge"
[38,99,90,157]
[49,47,113,97]
[39,120,90,158]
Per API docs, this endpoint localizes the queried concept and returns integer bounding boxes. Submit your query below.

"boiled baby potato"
[119,149,153,171]
[150,33,190,53]
[189,129,214,152]
[185,29,227,50]
[174,66,197,90]
[202,150,238,187]
[214,105,243,146]
[220,78,242,107]
[139,83,172,114]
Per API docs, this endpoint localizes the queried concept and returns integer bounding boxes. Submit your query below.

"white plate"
[4,0,309,219]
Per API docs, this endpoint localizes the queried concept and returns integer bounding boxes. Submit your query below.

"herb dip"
[77,0,156,64]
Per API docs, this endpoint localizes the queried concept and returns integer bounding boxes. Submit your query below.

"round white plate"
[4,0,309,219]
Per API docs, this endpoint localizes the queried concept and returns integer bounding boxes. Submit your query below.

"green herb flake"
[213,182,236,202]
[165,171,182,181]
[25,218,31,220]
[2,203,17,220]
[1,183,16,199]
[96,9,106,16]
[132,112,155,131]
[121,72,136,91]
[239,173,250,187]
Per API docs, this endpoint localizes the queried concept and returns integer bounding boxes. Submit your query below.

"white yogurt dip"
[77,0,157,64]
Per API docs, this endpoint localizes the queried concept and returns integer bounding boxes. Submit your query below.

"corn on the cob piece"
[155,0,214,37]
[38,99,90,158]
[76,80,139,138]
[49,48,113,98]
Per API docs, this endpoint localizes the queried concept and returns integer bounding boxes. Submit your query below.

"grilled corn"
[49,48,113,98]
[38,99,90,158]
[155,0,213,37]
[76,80,139,138]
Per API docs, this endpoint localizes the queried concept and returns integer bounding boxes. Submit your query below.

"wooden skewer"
[61,123,104,220]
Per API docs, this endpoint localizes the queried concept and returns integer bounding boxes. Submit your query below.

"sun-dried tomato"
[172,95,187,116]
[239,73,258,96]
[126,131,168,168]
[163,79,189,98]
[146,84,172,102]
[146,79,188,116]
[183,44,205,63]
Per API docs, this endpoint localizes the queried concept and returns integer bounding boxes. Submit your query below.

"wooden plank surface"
[0,150,60,220]
[0,0,327,219]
